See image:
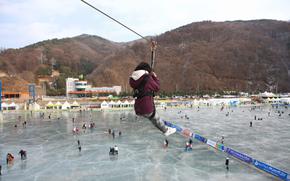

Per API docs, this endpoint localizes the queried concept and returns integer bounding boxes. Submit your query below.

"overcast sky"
[0,0,289,48]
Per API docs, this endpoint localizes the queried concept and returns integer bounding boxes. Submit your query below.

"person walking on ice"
[225,157,229,170]
[129,61,176,136]
[164,139,169,148]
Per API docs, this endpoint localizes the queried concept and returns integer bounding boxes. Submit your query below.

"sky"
[0,0,290,48]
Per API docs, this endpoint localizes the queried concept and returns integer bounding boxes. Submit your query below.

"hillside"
[1,20,290,94]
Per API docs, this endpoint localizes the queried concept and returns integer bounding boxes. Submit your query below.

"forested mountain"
[1,20,290,94]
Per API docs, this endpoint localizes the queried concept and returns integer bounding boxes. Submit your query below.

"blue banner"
[28,84,35,97]
[194,134,207,143]
[253,160,288,180]
[28,84,36,100]
[163,120,290,180]
[226,148,253,164]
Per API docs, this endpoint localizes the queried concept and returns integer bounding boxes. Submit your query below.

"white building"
[66,78,79,97]
[66,78,121,98]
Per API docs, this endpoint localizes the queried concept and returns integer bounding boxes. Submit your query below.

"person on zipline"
[129,62,176,136]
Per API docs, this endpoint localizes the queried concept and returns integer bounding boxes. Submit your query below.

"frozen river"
[0,105,289,181]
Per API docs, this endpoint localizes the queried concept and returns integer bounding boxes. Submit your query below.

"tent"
[192,99,198,106]
[109,100,116,108]
[9,102,18,110]
[101,101,109,109]
[280,98,290,104]
[160,102,167,108]
[123,100,130,107]
[260,91,276,98]
[71,101,80,109]
[116,100,122,107]
[55,101,62,109]
[120,101,126,107]
[46,101,54,109]
[29,102,41,110]
[0,102,18,110]
[62,101,71,110]
[1,102,9,110]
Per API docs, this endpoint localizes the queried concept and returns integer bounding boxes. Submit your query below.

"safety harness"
[133,74,154,99]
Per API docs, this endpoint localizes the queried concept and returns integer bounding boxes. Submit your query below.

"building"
[66,78,121,98]
[2,91,29,100]
[0,78,44,102]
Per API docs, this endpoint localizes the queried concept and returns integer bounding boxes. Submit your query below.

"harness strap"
[133,74,154,99]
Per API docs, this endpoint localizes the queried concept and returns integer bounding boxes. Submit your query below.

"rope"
[80,0,158,71]
[80,0,150,42]
[150,41,157,69]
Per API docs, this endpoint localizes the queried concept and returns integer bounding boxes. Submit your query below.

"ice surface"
[0,105,289,181]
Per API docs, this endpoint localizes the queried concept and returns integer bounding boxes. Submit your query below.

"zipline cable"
[150,41,157,69]
[80,0,157,69]
[80,0,150,42]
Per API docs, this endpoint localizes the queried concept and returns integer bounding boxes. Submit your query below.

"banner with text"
[206,139,217,148]
[164,121,183,132]
[253,160,288,181]
[226,148,253,164]
[194,134,207,143]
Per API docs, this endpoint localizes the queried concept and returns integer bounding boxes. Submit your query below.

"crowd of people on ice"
[1,102,289,176]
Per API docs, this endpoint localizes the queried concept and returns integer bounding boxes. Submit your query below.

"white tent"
[71,101,80,108]
[201,99,208,105]
[160,102,167,108]
[208,98,226,106]
[120,101,126,107]
[129,100,134,107]
[1,102,9,110]
[62,101,71,110]
[281,98,290,104]
[10,102,19,110]
[123,100,130,107]
[0,102,18,110]
[116,100,122,107]
[239,98,251,103]
[35,102,41,110]
[260,91,276,98]
[101,101,109,109]
[109,100,116,108]
[29,102,41,110]
[192,99,199,106]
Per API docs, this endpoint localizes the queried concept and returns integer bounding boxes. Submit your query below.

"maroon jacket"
[129,70,160,115]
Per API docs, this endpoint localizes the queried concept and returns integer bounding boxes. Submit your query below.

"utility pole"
[40,52,43,64]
